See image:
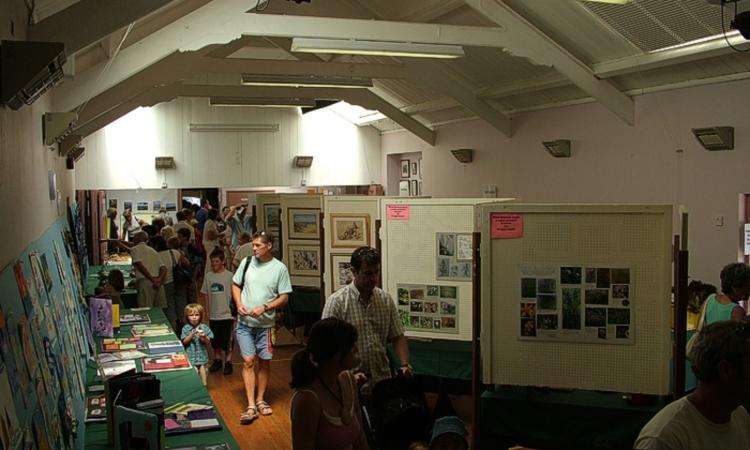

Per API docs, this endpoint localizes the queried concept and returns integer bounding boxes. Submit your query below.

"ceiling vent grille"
[583,0,730,52]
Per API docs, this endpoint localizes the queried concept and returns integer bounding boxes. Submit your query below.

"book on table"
[105,370,161,444]
[114,404,163,450]
[163,402,222,435]
[99,360,137,379]
[147,340,185,354]
[141,352,192,373]
[119,313,151,325]
[101,337,146,352]
[131,324,173,337]
[85,394,107,422]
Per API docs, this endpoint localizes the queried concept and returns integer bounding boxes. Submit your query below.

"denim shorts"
[236,323,273,360]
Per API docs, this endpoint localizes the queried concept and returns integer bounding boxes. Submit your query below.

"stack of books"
[131,324,173,337]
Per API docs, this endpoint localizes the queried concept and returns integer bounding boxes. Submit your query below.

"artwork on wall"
[411,162,418,176]
[123,201,133,211]
[165,202,177,212]
[136,202,149,211]
[152,200,161,211]
[108,199,117,209]
[411,180,419,197]
[519,265,633,343]
[400,159,410,178]
[287,209,319,240]
[397,283,459,334]
[418,158,422,179]
[330,254,354,292]
[435,232,473,281]
[330,214,370,248]
[398,180,410,197]
[264,204,281,235]
[288,245,321,276]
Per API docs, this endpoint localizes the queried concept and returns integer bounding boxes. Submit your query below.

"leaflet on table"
[98,360,137,379]
[101,337,146,352]
[141,353,192,373]
[131,324,173,337]
[147,340,185,354]
[97,350,148,364]
[85,394,107,422]
[119,313,151,325]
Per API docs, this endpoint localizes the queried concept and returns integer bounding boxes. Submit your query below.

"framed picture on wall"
[399,180,410,197]
[288,208,320,240]
[400,159,410,178]
[136,202,149,211]
[264,203,281,235]
[411,162,418,176]
[330,214,370,248]
[108,199,118,209]
[165,202,177,211]
[418,158,422,179]
[153,200,161,210]
[331,253,354,291]
[288,245,321,276]
[411,180,419,197]
[123,201,133,211]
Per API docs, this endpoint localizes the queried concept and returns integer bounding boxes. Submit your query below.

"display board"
[479,204,672,395]
[322,196,380,299]
[381,198,512,341]
[105,188,180,225]
[280,194,323,288]
[0,215,91,450]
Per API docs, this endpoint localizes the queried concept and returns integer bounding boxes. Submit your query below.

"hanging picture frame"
[287,208,320,240]
[330,214,370,248]
[400,159,410,178]
[331,253,354,291]
[264,203,281,236]
[288,245,321,276]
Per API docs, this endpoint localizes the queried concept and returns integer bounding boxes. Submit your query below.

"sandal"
[256,400,273,416]
[239,406,258,424]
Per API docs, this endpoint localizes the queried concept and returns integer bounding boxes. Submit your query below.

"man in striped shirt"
[322,247,412,394]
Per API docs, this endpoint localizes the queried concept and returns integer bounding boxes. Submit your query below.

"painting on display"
[435,232,473,281]
[330,214,370,248]
[136,202,149,211]
[518,265,633,343]
[396,283,459,334]
[123,201,133,211]
[398,180,410,197]
[400,160,410,178]
[330,254,354,292]
[165,202,177,211]
[288,245,321,276]
[287,209,320,240]
[107,199,118,209]
[152,200,162,211]
[264,204,281,235]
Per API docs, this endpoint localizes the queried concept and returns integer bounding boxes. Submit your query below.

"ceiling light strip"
[291,38,465,59]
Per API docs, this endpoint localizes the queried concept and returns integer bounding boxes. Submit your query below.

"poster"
[518,265,633,343]
[396,283,459,334]
[436,232,472,281]
[0,366,22,449]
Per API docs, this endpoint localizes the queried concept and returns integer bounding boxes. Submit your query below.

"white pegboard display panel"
[280,194,323,288]
[479,204,673,395]
[381,198,513,341]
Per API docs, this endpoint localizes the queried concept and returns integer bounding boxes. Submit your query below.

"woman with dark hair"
[290,317,368,450]
[702,262,750,325]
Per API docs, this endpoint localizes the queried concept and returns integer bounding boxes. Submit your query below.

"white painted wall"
[382,79,750,286]
[76,98,381,190]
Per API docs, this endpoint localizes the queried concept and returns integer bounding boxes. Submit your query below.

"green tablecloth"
[480,386,666,450]
[84,308,239,449]
[408,339,472,380]
[86,264,138,307]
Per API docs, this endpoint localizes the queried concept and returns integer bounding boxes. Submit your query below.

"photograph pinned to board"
[400,159,410,178]
[436,232,473,281]
[518,264,633,343]
[108,199,118,209]
[330,254,354,292]
[288,208,320,240]
[398,180,410,197]
[397,283,459,334]
[331,214,370,248]
[136,202,149,211]
[288,245,320,276]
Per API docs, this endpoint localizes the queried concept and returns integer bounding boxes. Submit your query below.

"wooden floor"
[205,342,479,450]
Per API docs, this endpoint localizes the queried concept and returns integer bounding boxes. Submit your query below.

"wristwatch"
[262,304,269,313]
[400,363,412,370]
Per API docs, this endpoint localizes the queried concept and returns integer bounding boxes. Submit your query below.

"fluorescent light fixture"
[241,73,373,89]
[189,123,280,132]
[208,97,316,108]
[291,37,465,59]
[692,127,734,151]
[542,140,571,158]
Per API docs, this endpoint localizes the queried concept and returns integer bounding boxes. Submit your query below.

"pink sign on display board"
[386,204,410,220]
[490,213,523,239]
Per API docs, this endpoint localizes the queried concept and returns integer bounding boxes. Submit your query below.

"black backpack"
[232,257,253,317]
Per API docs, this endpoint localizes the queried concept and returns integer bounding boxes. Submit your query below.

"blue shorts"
[236,323,273,360]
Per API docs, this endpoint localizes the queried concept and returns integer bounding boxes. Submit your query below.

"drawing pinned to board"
[397,283,459,334]
[288,209,320,240]
[436,233,472,281]
[331,214,370,248]
[519,265,633,344]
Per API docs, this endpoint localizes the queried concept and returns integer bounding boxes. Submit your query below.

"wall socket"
[713,215,724,227]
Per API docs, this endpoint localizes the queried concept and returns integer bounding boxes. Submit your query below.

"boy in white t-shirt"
[200,248,236,375]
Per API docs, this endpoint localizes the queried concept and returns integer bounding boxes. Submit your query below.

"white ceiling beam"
[594,33,750,78]
[475,72,569,99]
[464,0,634,125]
[401,97,459,115]
[264,37,327,62]
[407,60,512,136]
[401,0,466,22]
[27,0,172,55]
[345,90,435,146]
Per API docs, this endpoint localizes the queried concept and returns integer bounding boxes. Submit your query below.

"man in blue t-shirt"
[231,231,292,425]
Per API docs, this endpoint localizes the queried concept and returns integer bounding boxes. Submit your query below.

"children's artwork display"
[396,283,459,334]
[518,265,633,343]
[435,232,472,281]
[89,297,114,337]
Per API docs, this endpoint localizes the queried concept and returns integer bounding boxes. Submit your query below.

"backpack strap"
[239,256,252,289]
